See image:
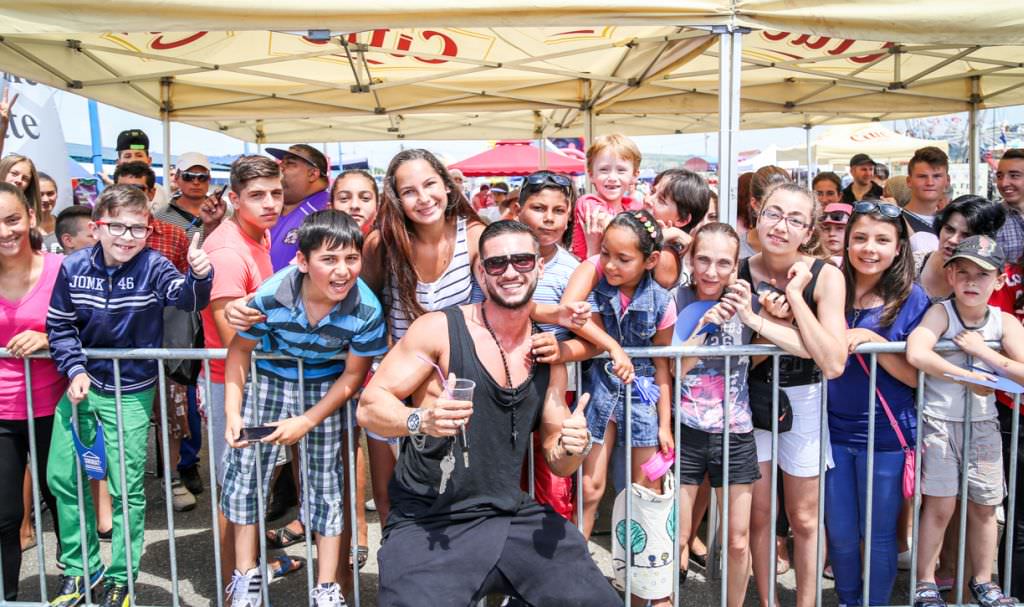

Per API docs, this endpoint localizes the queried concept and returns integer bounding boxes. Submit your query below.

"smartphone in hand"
[241,425,275,442]
[755,281,785,298]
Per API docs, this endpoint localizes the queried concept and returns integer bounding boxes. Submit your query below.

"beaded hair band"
[632,211,657,238]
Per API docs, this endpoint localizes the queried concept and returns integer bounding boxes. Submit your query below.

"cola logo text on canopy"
[761,31,893,64]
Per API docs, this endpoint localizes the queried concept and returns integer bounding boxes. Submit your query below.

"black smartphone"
[755,281,785,298]
[241,425,275,441]
[213,184,228,199]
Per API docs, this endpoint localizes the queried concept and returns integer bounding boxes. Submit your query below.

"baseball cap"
[944,235,1006,271]
[491,182,509,195]
[850,153,875,167]
[116,129,149,153]
[175,152,211,172]
[821,202,854,224]
[265,144,328,177]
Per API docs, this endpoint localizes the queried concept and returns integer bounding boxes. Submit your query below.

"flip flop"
[268,555,305,581]
[266,523,305,549]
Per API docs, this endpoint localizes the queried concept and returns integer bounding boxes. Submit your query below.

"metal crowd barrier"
[0,341,1019,607]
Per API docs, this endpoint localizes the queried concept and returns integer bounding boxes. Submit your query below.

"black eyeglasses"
[95,220,152,239]
[853,201,902,218]
[180,171,210,183]
[481,253,539,276]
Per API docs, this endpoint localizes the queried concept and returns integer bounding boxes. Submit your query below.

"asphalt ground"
[13,436,955,607]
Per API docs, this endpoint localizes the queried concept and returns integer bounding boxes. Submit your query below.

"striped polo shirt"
[533,246,580,340]
[239,265,388,382]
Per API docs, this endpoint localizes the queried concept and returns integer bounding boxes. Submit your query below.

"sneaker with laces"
[969,578,1017,607]
[171,478,196,512]
[100,583,130,607]
[49,566,105,607]
[227,567,263,607]
[914,582,947,607]
[310,582,347,607]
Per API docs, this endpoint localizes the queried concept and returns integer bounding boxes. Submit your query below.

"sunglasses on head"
[821,211,850,223]
[180,171,210,183]
[481,253,539,276]
[853,201,902,219]
[525,172,572,188]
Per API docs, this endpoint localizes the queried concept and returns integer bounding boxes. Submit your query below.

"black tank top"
[740,257,826,387]
[386,306,551,527]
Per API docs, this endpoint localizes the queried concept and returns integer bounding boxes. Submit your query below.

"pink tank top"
[0,253,66,419]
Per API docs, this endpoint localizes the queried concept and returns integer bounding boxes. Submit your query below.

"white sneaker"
[310,583,347,607]
[171,479,196,512]
[227,568,263,607]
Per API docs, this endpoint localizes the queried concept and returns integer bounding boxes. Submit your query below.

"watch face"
[406,410,421,434]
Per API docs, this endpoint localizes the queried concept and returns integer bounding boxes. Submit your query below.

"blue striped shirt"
[534,247,580,340]
[239,266,387,381]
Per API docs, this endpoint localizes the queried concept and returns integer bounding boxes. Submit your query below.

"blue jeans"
[177,386,202,470]
[824,444,905,606]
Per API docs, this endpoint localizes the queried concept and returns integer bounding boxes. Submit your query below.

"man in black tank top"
[359,221,620,606]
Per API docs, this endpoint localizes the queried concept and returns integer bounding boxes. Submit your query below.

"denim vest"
[584,272,672,432]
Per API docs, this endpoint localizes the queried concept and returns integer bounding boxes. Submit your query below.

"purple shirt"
[269,189,329,270]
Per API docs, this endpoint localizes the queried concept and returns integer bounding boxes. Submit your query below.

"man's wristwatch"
[406,409,424,436]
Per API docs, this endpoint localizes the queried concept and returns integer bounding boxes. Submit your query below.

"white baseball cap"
[175,152,211,172]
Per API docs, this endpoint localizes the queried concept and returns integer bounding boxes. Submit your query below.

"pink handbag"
[854,353,916,499]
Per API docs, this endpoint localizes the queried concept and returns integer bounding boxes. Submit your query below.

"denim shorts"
[585,362,660,448]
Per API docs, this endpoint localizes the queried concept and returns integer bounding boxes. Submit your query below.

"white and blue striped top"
[387,216,480,341]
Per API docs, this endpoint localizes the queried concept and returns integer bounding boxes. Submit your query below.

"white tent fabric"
[0,2,1022,142]
[776,125,950,166]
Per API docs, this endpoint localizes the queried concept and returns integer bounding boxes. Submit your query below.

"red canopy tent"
[450,140,586,177]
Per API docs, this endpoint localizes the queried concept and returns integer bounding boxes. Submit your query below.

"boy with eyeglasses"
[45,185,213,607]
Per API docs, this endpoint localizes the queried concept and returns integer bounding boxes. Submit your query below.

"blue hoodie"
[47,244,213,394]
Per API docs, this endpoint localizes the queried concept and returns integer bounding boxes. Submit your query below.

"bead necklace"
[480,304,536,444]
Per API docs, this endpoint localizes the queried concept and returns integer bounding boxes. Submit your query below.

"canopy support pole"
[805,123,813,191]
[715,27,745,228]
[160,77,172,191]
[88,100,104,182]
[968,76,981,195]
[534,111,547,170]
[583,79,593,193]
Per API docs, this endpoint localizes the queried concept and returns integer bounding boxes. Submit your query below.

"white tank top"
[921,299,1003,422]
[387,216,475,341]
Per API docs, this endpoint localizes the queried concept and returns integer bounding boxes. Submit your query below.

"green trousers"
[47,387,153,584]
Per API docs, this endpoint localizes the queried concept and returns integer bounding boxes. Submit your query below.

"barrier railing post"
[955,356,974,603]
[70,401,95,607]
[624,376,632,607]
[910,370,925,599]
[814,373,827,607]
[296,360,316,601]
[575,361,585,533]
[112,360,137,606]
[23,360,48,602]
[155,363,181,607]
[202,359,225,607]
[767,355,781,607]
[1005,392,1020,590]
[345,400,361,607]
[862,353,878,606]
[672,356,682,607]
[720,355,731,607]
[251,359,271,607]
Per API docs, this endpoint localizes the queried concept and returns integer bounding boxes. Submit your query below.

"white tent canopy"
[777,124,951,167]
[0,2,1022,142]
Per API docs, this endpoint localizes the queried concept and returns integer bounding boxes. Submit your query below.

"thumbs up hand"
[559,393,593,457]
[187,232,211,279]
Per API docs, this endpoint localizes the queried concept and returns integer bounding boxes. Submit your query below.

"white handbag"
[611,471,676,600]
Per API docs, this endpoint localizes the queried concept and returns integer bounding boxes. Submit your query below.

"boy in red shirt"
[570,133,644,259]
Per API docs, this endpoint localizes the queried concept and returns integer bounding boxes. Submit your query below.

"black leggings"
[0,416,58,601]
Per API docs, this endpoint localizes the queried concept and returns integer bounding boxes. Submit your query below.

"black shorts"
[678,425,760,487]
[378,502,621,607]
